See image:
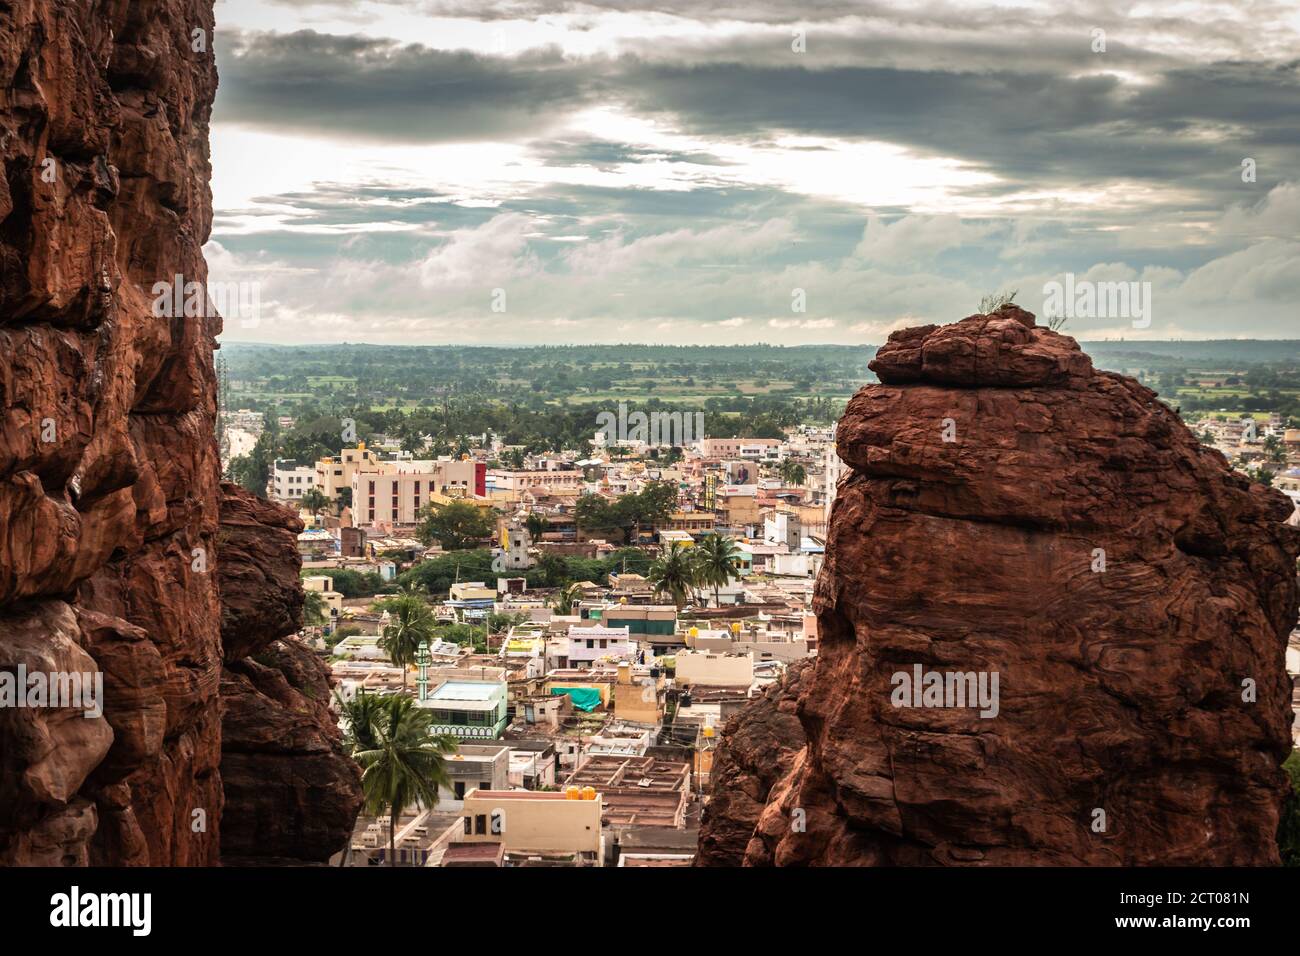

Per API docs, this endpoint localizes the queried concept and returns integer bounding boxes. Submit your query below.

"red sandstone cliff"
[696,659,809,867]
[217,483,362,865]
[700,306,1300,866]
[0,1,359,865]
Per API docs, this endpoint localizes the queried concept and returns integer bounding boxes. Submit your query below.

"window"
[454,781,466,800]
[474,814,487,835]
[463,817,471,835]
[480,781,491,792]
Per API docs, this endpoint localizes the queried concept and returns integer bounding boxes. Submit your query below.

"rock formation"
[217,483,363,865]
[700,306,1300,866]
[0,1,360,865]
[696,659,809,867]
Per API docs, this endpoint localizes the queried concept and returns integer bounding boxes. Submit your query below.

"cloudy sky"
[208,0,1300,345]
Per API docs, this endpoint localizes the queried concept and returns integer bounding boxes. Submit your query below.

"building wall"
[438,746,511,808]
[700,438,781,458]
[315,447,380,501]
[675,651,754,688]
[598,607,677,637]
[488,470,584,492]
[657,512,716,533]
[717,495,760,528]
[460,793,603,861]
[353,470,439,526]
[613,670,663,724]
[272,461,316,500]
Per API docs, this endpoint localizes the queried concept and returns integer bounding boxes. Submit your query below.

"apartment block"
[272,459,316,501]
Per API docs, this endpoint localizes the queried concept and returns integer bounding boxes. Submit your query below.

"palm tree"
[1264,434,1286,465]
[380,590,436,690]
[338,689,388,754]
[550,582,583,615]
[648,541,698,608]
[778,459,807,487]
[353,695,457,866]
[300,487,331,519]
[692,533,742,607]
[334,688,391,867]
[302,589,327,628]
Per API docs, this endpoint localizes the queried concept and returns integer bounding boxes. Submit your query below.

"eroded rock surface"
[1,1,359,867]
[701,306,1300,866]
[695,659,809,867]
[1,0,224,866]
[217,483,362,865]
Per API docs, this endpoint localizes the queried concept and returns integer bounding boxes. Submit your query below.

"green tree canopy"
[648,541,698,608]
[379,591,437,690]
[692,533,742,607]
[415,500,496,550]
[352,694,457,867]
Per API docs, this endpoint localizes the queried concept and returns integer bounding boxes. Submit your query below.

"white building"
[561,625,637,668]
[493,520,534,571]
[823,424,846,522]
[764,511,802,552]
[272,459,317,501]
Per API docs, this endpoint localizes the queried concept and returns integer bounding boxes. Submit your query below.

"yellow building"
[459,789,603,865]
[675,649,754,689]
[449,582,495,602]
[656,511,716,534]
[715,490,760,528]
[314,446,380,501]
[612,661,663,724]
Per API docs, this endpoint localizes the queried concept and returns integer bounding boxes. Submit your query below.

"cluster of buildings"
[270,422,846,591]
[329,560,819,866]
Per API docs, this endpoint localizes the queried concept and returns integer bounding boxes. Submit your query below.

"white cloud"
[417,213,539,288]
[768,317,835,330]
[1219,182,1300,240]
[852,214,1000,266]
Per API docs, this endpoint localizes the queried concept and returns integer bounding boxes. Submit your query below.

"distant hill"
[1079,340,1300,366]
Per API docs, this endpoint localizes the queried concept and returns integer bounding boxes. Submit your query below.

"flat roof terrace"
[429,681,499,701]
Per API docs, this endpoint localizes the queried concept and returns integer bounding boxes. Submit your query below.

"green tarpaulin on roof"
[550,686,601,712]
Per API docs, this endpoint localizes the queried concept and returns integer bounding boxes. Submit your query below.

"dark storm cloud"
[530,138,732,171]
[616,58,1300,204]
[214,23,1300,219]
[213,29,600,141]
[257,0,902,23]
